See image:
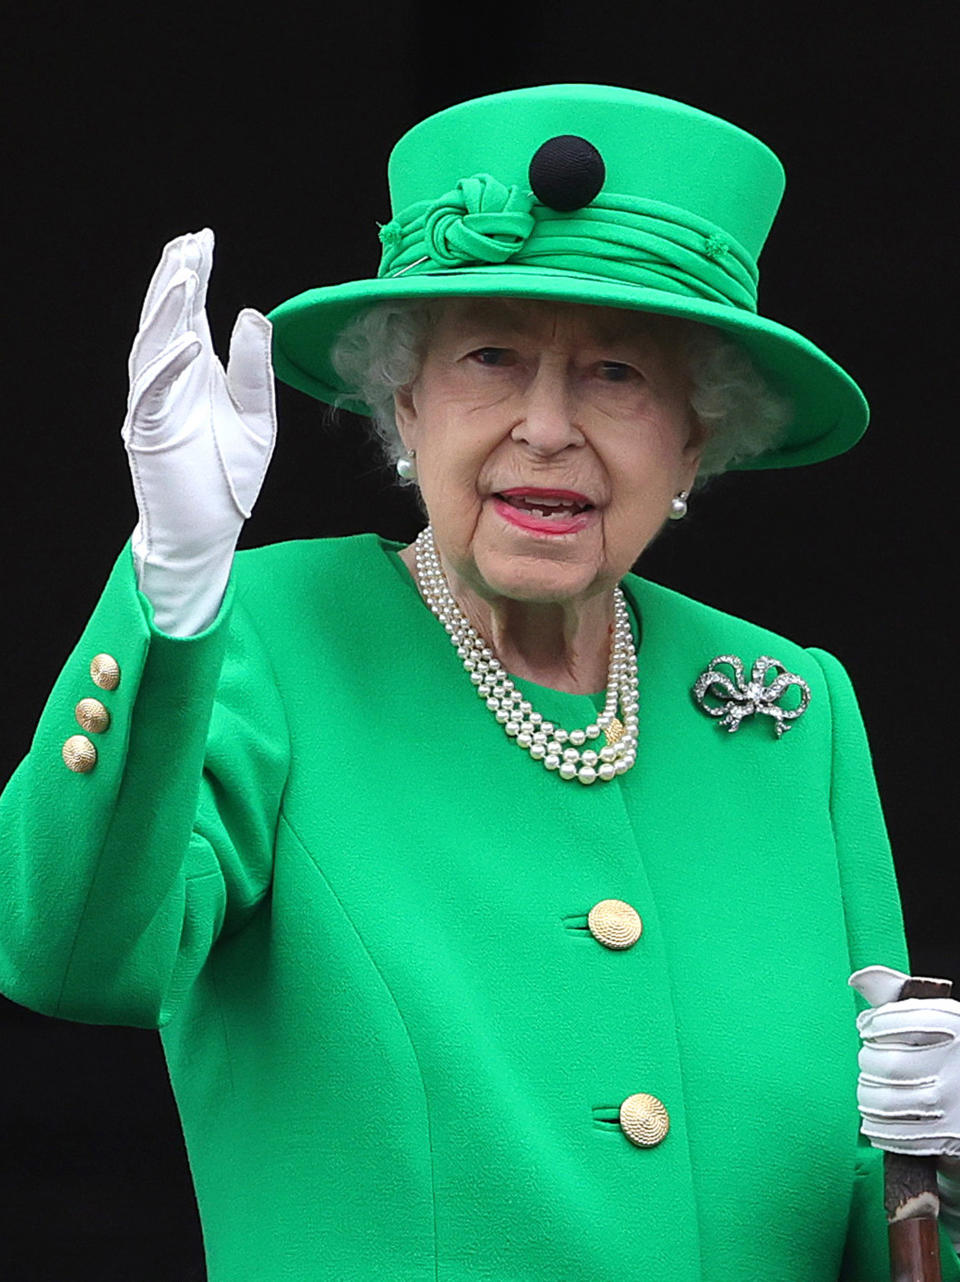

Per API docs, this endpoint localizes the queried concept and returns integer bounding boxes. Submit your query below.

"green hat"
[267,84,868,470]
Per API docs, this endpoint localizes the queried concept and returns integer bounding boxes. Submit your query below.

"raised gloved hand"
[851,964,960,1248]
[121,228,276,637]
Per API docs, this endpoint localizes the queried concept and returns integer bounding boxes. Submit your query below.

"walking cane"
[886,975,954,1282]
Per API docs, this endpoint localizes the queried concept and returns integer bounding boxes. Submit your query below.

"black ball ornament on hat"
[528,135,606,211]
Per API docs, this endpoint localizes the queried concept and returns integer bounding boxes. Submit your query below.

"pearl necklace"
[413,525,639,784]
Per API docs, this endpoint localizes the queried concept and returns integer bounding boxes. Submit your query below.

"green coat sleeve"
[0,543,289,1029]
[807,648,960,1281]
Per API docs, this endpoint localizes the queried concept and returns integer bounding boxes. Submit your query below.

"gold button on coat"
[62,735,97,773]
[75,698,110,734]
[619,1093,670,1148]
[588,899,643,950]
[90,653,121,691]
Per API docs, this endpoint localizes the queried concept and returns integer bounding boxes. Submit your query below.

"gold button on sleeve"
[75,698,110,734]
[588,899,643,950]
[619,1094,670,1148]
[62,735,98,773]
[90,653,121,691]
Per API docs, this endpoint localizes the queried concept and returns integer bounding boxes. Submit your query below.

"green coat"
[2,533,957,1281]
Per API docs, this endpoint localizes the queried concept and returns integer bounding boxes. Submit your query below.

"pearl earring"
[396,450,418,481]
[669,490,689,520]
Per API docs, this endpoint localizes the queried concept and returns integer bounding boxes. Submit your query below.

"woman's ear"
[683,411,710,467]
[394,384,418,454]
[679,418,709,496]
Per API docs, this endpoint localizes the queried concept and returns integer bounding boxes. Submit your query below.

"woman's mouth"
[491,488,597,536]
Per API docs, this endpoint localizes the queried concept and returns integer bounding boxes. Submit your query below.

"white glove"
[121,228,276,637]
[851,964,960,1159]
[851,965,960,1250]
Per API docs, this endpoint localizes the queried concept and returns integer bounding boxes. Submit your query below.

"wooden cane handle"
[885,975,954,1282]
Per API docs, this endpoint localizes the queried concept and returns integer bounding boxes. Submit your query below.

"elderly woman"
[1,85,959,1282]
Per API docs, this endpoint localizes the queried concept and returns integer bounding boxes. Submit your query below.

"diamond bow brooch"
[692,655,811,738]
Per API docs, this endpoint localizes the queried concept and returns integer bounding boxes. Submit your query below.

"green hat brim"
[267,267,868,471]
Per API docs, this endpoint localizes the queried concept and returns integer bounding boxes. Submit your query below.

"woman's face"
[394,298,706,606]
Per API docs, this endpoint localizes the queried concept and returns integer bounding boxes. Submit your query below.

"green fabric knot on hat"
[423,174,536,267]
[704,233,730,261]
[377,220,403,248]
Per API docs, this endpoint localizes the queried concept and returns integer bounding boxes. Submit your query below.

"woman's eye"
[469,347,513,366]
[598,361,636,382]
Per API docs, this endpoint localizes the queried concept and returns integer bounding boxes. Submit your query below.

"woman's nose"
[510,366,584,456]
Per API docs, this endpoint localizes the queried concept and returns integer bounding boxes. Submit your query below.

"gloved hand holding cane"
[851,965,960,1279]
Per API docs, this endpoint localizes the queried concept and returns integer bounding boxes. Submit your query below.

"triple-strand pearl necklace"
[413,525,639,784]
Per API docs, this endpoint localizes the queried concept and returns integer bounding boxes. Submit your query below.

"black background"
[1,4,955,1278]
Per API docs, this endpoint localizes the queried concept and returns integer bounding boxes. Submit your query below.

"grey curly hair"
[329,300,792,483]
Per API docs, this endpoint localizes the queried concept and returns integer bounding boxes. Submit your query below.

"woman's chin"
[470,546,607,605]
[430,510,618,605]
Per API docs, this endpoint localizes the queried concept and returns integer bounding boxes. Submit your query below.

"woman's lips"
[500,487,592,505]
[491,491,597,536]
